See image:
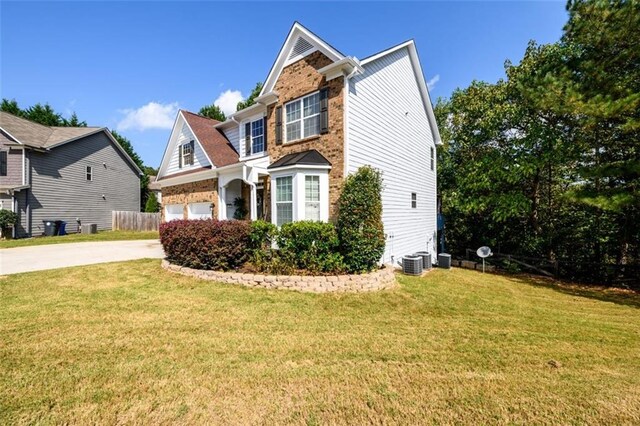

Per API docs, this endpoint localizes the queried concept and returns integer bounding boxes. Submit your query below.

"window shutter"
[245,122,252,156]
[320,87,329,134]
[275,106,283,145]
[0,151,6,176]
[189,140,195,165]
[263,116,268,151]
[178,145,182,168]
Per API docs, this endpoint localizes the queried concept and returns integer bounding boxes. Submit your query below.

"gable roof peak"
[260,22,346,96]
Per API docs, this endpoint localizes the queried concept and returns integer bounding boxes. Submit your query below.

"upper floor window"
[181,141,194,167]
[0,151,7,177]
[86,166,93,181]
[411,192,417,208]
[250,119,264,155]
[285,92,320,142]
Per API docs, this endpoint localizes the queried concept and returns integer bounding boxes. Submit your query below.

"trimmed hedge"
[337,166,385,273]
[160,219,250,271]
[277,221,345,274]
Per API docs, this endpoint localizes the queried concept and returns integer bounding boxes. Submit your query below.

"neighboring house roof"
[181,111,239,167]
[268,149,332,169]
[0,111,143,174]
[0,111,101,148]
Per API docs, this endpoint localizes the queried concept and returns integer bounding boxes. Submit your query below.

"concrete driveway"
[0,240,165,275]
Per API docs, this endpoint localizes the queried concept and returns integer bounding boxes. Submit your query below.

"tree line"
[436,0,639,286]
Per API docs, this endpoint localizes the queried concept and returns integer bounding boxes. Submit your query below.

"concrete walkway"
[0,240,165,275]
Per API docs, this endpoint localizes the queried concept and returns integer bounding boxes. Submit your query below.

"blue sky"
[1,1,568,169]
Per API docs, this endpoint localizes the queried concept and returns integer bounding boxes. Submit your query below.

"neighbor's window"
[182,142,194,166]
[430,147,435,171]
[305,175,320,221]
[86,166,93,181]
[275,176,293,226]
[285,92,320,142]
[251,119,264,154]
[0,151,7,176]
[411,192,417,208]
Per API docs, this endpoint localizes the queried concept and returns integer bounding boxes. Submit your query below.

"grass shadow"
[507,272,640,309]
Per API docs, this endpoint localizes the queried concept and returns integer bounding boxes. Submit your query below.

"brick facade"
[161,178,218,220]
[266,50,345,220]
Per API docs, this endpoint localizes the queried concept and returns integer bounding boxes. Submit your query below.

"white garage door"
[165,204,184,221]
[188,202,212,220]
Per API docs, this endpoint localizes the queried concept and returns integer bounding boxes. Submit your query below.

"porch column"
[218,184,226,220]
[249,183,257,221]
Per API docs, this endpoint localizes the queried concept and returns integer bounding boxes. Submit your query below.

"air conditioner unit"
[414,251,432,270]
[402,255,423,276]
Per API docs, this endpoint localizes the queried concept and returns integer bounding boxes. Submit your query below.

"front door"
[256,188,264,219]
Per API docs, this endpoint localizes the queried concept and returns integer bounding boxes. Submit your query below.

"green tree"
[1,99,23,117]
[145,191,160,213]
[236,82,264,111]
[336,166,385,273]
[198,104,226,121]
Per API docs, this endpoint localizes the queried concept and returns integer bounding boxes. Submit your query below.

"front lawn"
[1,262,638,424]
[0,230,159,249]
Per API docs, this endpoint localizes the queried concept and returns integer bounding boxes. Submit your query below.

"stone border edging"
[161,259,396,293]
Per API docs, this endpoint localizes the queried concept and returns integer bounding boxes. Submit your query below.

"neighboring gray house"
[0,112,142,238]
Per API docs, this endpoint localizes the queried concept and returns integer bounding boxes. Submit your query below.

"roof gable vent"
[288,37,314,60]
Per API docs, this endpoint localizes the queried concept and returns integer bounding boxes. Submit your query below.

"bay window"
[305,175,320,220]
[275,176,293,226]
[285,92,320,142]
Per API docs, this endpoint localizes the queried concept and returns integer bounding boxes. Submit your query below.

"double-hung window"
[305,175,320,221]
[251,119,264,154]
[411,193,417,208]
[275,176,293,226]
[285,92,320,142]
[182,142,194,167]
[86,166,93,181]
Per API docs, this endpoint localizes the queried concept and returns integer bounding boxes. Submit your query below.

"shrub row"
[160,219,250,271]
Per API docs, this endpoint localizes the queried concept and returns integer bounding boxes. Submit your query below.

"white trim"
[260,22,345,97]
[360,41,442,145]
[156,169,216,188]
[343,71,349,177]
[0,126,23,145]
[157,113,185,177]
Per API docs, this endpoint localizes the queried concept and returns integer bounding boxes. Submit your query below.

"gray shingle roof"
[0,111,102,149]
[268,149,331,169]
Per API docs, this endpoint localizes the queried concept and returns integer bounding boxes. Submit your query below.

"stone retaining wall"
[161,260,396,293]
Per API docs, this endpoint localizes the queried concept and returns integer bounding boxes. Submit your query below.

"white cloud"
[117,101,179,131]
[214,89,244,116]
[427,74,440,91]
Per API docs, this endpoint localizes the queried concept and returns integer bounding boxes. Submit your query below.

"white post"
[219,184,226,220]
[250,183,257,221]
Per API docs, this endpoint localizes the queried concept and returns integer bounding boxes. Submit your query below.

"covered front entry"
[217,163,269,221]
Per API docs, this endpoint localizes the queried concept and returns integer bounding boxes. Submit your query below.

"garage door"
[188,202,212,220]
[165,204,184,221]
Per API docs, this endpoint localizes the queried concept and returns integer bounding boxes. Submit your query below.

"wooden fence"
[112,211,161,232]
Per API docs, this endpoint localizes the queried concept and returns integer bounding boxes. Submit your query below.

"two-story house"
[0,112,142,238]
[156,22,442,264]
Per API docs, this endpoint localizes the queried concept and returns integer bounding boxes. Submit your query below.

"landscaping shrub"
[160,219,250,271]
[248,219,278,251]
[0,209,18,239]
[277,221,344,274]
[337,166,385,273]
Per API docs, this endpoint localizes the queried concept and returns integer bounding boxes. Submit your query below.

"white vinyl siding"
[347,46,437,264]
[165,122,210,175]
[165,204,184,221]
[221,125,240,153]
[187,202,212,220]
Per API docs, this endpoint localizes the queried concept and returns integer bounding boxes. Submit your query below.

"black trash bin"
[56,220,67,236]
[43,220,58,236]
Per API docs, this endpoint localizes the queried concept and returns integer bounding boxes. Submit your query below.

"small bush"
[144,192,159,213]
[160,219,250,271]
[277,221,344,274]
[248,219,278,251]
[337,166,385,273]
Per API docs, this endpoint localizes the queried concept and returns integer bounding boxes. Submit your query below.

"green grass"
[1,261,639,424]
[0,230,159,249]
